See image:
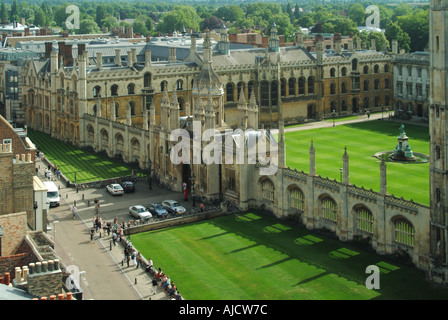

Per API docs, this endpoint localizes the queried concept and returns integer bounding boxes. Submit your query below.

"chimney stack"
[96,52,103,69]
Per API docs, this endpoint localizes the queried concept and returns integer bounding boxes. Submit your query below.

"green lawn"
[284,120,430,206]
[131,213,448,300]
[28,129,144,183]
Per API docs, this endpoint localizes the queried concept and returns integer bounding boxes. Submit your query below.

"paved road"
[40,169,194,300]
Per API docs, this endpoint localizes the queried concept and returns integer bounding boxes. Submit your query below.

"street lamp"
[190,174,196,207]
[332,109,336,127]
[147,159,152,190]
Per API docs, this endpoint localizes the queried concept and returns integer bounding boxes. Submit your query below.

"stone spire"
[342,146,349,185]
[237,88,248,130]
[309,140,316,176]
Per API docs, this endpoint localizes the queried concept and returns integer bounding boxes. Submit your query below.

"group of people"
[122,242,142,268]
[153,267,182,300]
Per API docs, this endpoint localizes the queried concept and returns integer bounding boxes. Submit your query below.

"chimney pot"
[50,295,56,300]
[35,262,42,273]
[58,294,65,300]
[48,260,54,271]
[66,292,73,300]
[4,273,10,286]
[42,261,48,272]
[29,263,35,274]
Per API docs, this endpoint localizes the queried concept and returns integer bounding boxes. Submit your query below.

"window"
[330,83,336,95]
[341,67,347,77]
[363,65,369,74]
[321,197,337,222]
[262,180,274,202]
[127,83,135,94]
[374,64,379,73]
[330,68,336,77]
[298,77,305,95]
[144,73,151,88]
[385,78,390,89]
[436,187,441,203]
[384,64,390,73]
[176,79,183,90]
[271,81,279,105]
[436,145,441,160]
[394,219,415,248]
[111,84,118,96]
[374,79,379,90]
[93,86,101,98]
[307,77,314,94]
[364,80,369,92]
[352,59,358,71]
[226,83,234,102]
[341,82,347,93]
[290,188,304,211]
[161,81,167,92]
[288,78,295,96]
[357,208,373,234]
[130,101,136,116]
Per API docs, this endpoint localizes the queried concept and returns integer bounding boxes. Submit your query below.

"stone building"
[391,41,430,120]
[20,24,436,275]
[429,0,448,284]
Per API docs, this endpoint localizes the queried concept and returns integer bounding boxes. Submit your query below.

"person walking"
[94,199,100,215]
[71,204,77,219]
[90,228,95,242]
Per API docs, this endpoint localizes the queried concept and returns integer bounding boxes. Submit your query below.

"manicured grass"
[28,129,144,183]
[284,121,429,206]
[131,213,448,300]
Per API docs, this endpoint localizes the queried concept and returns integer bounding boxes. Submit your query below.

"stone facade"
[20,26,433,276]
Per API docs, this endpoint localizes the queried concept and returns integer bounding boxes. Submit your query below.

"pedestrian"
[44,167,48,178]
[47,170,52,181]
[71,204,77,219]
[136,252,142,269]
[126,255,130,267]
[90,228,94,241]
[131,250,137,266]
[94,199,100,215]
[35,167,39,176]
[200,202,204,212]
[112,232,117,246]
[367,110,370,119]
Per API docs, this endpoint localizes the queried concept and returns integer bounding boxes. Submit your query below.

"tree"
[157,5,201,34]
[385,22,410,53]
[96,4,107,28]
[10,0,17,22]
[396,9,429,52]
[34,8,50,27]
[77,18,101,34]
[133,20,149,36]
[0,2,8,23]
[348,3,365,26]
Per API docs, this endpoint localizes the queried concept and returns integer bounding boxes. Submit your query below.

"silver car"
[162,200,186,215]
[129,205,152,220]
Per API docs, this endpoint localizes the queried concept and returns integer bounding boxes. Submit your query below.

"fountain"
[373,123,429,163]
[389,123,417,161]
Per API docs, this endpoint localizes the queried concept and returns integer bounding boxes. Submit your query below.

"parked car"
[147,202,168,217]
[121,181,135,193]
[129,205,152,220]
[162,200,186,215]
[106,183,124,196]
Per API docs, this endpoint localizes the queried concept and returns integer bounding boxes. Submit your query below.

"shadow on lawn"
[344,120,429,142]
[205,212,448,300]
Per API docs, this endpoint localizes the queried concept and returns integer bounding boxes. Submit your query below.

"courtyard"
[283,120,429,206]
[130,212,448,300]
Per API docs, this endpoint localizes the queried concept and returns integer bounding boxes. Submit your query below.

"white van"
[43,181,60,207]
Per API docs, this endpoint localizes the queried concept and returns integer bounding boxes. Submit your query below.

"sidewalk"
[40,169,170,300]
